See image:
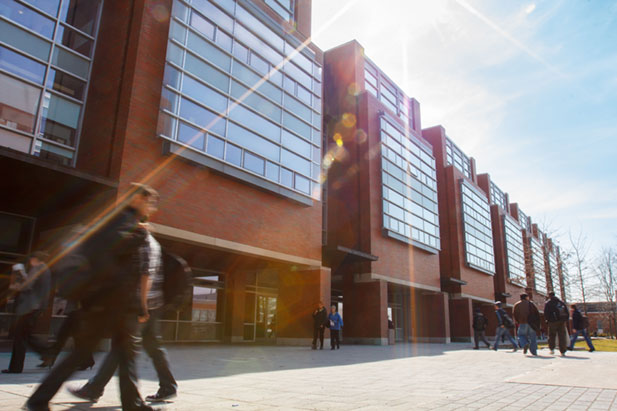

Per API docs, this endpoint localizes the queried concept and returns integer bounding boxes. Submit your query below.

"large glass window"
[490,181,507,210]
[548,250,561,298]
[446,138,471,179]
[503,215,526,286]
[0,0,101,165]
[518,209,530,232]
[381,116,440,251]
[265,0,294,21]
[461,180,495,274]
[158,0,322,200]
[530,237,547,294]
[364,60,413,128]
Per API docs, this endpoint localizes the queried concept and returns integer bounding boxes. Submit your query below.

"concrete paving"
[1,343,616,410]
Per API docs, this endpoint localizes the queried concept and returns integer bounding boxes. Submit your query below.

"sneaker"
[589,348,595,352]
[549,349,554,355]
[523,344,529,354]
[146,390,177,403]
[560,351,566,357]
[67,386,100,403]
[511,347,518,353]
[473,347,479,350]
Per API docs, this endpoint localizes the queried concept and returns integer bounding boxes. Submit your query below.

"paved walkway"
[1,343,616,410]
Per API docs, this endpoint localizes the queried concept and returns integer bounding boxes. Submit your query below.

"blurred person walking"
[544,292,569,356]
[493,302,518,352]
[569,304,595,352]
[311,302,328,350]
[472,308,491,350]
[513,294,540,356]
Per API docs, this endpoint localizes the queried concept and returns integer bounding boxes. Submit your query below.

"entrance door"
[255,295,277,343]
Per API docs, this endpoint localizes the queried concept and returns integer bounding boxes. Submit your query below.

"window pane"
[228,104,280,142]
[280,167,292,187]
[231,63,282,103]
[52,46,89,78]
[181,75,227,113]
[244,151,264,175]
[282,111,310,141]
[192,0,233,33]
[235,5,284,51]
[230,81,280,123]
[187,31,230,71]
[284,93,311,123]
[0,72,41,133]
[40,92,81,146]
[170,19,186,44]
[177,121,205,150]
[0,0,55,37]
[281,129,310,158]
[22,0,60,17]
[59,0,100,35]
[206,134,224,158]
[179,98,226,136]
[184,54,229,93]
[56,24,94,57]
[160,88,178,113]
[166,41,183,66]
[233,42,248,63]
[46,68,86,100]
[172,0,188,22]
[0,45,46,84]
[163,64,181,89]
[190,10,214,40]
[36,141,73,165]
[225,142,241,166]
[0,19,52,60]
[281,148,310,176]
[295,174,309,194]
[215,28,231,52]
[156,112,176,138]
[227,122,279,162]
[249,52,269,75]
[265,161,279,181]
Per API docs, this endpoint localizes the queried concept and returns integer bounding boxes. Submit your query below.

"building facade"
[1,0,329,346]
[322,40,449,345]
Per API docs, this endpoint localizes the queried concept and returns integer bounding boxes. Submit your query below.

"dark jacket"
[572,308,583,329]
[495,308,507,326]
[80,206,147,311]
[15,264,51,316]
[472,312,488,331]
[312,307,328,328]
[544,296,569,323]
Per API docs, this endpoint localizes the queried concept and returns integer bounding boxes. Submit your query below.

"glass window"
[36,140,73,165]
[206,134,224,158]
[171,0,188,22]
[187,31,230,71]
[0,19,52,60]
[184,53,229,92]
[281,129,310,159]
[46,68,86,100]
[0,45,46,84]
[160,87,178,113]
[0,72,41,133]
[227,122,279,162]
[215,28,232,52]
[225,142,241,166]
[282,111,310,141]
[249,52,269,74]
[39,92,80,146]
[295,174,309,194]
[190,10,214,40]
[21,0,60,17]
[461,181,495,274]
[233,42,248,63]
[166,41,183,66]
[177,121,205,150]
[228,104,280,142]
[192,0,233,33]
[59,0,100,35]
[156,112,176,138]
[265,161,278,181]
[284,93,311,123]
[235,23,283,67]
[181,73,228,114]
[163,64,181,89]
[230,80,280,123]
[56,23,94,57]
[179,97,226,136]
[244,151,264,175]
[52,46,89,78]
[280,167,292,187]
[281,148,310,176]
[235,5,284,52]
[0,0,55,37]
[284,61,311,90]
[231,62,282,103]
[170,19,186,44]
[265,0,292,21]
[531,238,547,294]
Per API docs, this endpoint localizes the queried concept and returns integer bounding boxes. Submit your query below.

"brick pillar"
[277,267,331,346]
[343,276,388,345]
[449,297,473,342]
[420,292,451,343]
[224,271,247,343]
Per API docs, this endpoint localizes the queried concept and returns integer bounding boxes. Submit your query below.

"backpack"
[527,302,541,332]
[556,301,569,321]
[473,313,487,330]
[499,309,514,328]
[581,315,590,329]
[161,250,192,308]
[52,245,94,302]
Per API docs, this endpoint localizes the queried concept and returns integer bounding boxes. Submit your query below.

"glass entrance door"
[255,295,277,343]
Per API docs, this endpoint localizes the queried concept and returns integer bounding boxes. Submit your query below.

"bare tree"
[596,247,617,338]
[567,230,593,314]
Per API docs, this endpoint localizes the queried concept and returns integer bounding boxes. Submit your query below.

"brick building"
[0,0,329,345]
[322,40,449,344]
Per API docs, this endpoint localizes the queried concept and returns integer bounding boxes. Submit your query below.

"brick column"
[224,271,247,343]
[449,297,473,342]
[277,267,331,346]
[343,276,388,345]
[419,292,451,343]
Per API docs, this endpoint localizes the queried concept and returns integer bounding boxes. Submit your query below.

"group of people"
[472,292,596,356]
[3,184,177,411]
[311,302,343,350]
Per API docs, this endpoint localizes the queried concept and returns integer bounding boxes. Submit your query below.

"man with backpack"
[26,184,158,411]
[513,294,540,356]
[472,308,491,349]
[569,304,595,352]
[544,292,569,356]
[493,302,518,352]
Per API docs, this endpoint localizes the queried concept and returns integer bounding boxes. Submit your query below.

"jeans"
[517,324,538,355]
[473,330,490,348]
[48,309,94,367]
[7,310,49,372]
[83,308,177,397]
[548,320,568,354]
[569,328,595,350]
[28,307,147,410]
[494,326,517,350]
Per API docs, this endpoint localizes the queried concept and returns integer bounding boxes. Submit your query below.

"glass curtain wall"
[157,0,322,200]
[445,137,471,179]
[461,180,495,274]
[503,214,526,286]
[530,237,547,294]
[0,0,102,165]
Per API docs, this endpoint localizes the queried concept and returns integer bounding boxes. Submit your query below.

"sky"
[311,0,617,291]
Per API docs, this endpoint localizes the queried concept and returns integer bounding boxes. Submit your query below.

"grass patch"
[537,337,617,352]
